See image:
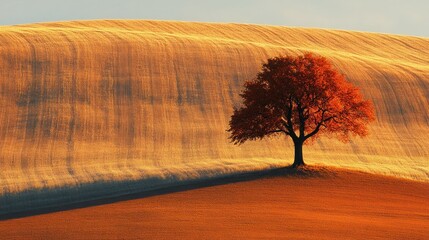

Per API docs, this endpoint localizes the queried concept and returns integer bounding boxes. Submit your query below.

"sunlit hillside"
[0,20,428,208]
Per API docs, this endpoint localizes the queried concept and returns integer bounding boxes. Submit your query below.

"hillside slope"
[2,169,428,239]
[0,20,428,199]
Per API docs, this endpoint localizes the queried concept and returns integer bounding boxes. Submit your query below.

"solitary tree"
[228,53,375,167]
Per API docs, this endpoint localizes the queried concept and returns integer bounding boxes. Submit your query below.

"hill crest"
[0,20,428,199]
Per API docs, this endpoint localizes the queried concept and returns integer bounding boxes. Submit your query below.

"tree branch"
[297,103,306,139]
[282,99,298,141]
[303,112,335,141]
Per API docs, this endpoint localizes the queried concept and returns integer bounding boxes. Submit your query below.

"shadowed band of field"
[1,165,327,220]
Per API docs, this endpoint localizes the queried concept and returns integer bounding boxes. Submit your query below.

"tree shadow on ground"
[0,164,334,221]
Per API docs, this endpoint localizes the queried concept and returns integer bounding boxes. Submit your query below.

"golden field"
[0,20,428,214]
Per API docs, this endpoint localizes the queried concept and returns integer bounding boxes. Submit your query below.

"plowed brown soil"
[1,168,428,239]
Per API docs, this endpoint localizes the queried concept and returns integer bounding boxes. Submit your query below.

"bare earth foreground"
[1,167,428,240]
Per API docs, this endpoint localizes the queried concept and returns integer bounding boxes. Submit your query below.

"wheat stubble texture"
[0,20,428,199]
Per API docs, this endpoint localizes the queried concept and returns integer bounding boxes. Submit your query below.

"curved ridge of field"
[0,20,428,212]
[1,168,428,239]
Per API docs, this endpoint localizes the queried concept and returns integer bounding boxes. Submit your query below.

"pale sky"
[1,0,428,37]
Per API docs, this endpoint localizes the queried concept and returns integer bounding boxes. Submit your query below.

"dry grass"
[0,20,428,206]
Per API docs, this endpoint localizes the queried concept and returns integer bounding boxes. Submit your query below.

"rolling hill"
[0,20,428,213]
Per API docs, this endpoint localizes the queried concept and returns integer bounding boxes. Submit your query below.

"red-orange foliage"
[228,53,375,167]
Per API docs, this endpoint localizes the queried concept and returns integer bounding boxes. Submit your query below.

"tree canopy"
[228,53,375,166]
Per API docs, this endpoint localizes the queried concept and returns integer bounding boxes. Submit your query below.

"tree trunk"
[292,140,305,167]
